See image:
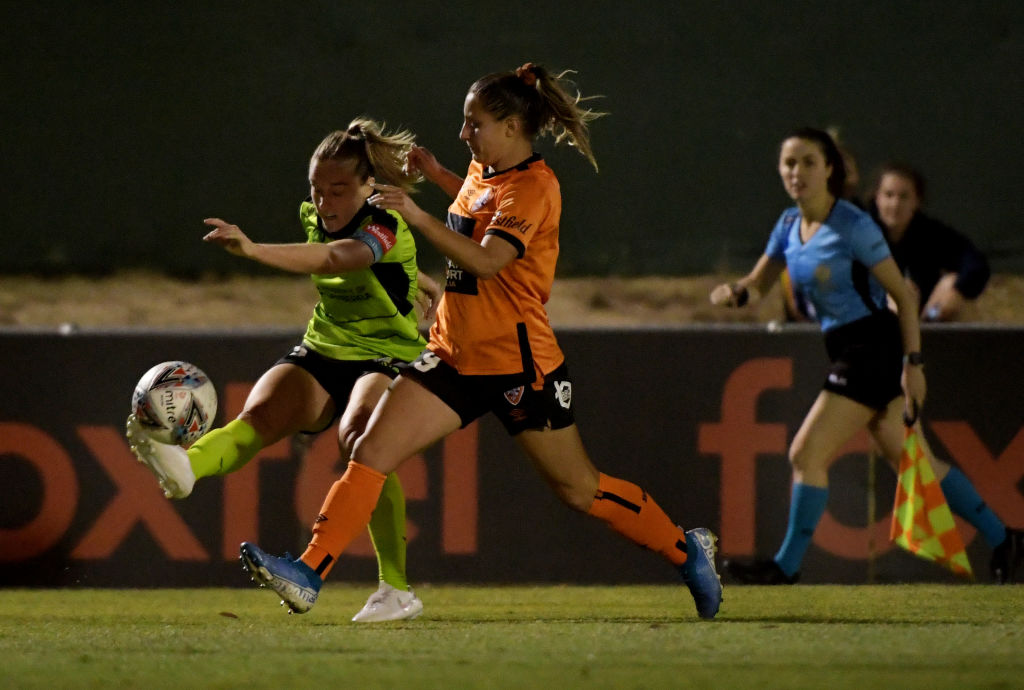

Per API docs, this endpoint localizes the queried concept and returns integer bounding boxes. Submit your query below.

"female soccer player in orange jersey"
[239,63,723,619]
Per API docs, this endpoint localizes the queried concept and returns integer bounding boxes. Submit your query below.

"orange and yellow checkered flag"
[890,425,973,578]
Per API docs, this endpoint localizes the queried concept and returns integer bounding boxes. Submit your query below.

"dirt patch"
[1,271,1022,329]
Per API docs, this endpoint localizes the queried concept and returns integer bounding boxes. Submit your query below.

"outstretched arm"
[203,218,374,274]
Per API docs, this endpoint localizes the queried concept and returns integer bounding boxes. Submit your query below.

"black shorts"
[276,343,401,433]
[822,311,903,410]
[399,350,575,436]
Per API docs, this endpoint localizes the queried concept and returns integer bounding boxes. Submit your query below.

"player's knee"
[338,409,372,457]
[788,442,813,475]
[337,427,358,458]
[238,406,275,440]
[555,485,593,513]
[350,432,392,473]
[788,441,832,485]
[350,433,373,465]
[549,474,599,513]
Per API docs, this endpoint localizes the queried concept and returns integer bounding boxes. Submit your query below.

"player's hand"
[203,218,255,258]
[922,273,963,321]
[415,270,442,322]
[709,283,733,306]
[406,146,445,182]
[368,184,426,226]
[901,363,926,422]
[710,282,749,307]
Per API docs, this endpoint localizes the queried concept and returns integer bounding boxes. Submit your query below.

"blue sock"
[774,483,829,577]
[939,467,1006,547]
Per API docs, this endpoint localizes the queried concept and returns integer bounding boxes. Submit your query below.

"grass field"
[1,584,1022,689]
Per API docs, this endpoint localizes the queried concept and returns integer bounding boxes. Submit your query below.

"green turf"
[1,584,1021,689]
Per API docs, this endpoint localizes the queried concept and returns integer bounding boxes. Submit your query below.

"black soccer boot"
[723,557,799,585]
[990,528,1024,584]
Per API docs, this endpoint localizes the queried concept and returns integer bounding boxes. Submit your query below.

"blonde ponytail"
[312,118,423,191]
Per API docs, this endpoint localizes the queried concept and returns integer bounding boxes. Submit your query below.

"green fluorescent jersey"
[299,199,427,362]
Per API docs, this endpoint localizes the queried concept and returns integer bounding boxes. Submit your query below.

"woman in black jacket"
[869,162,990,321]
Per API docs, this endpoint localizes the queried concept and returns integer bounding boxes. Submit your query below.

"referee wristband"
[903,352,924,366]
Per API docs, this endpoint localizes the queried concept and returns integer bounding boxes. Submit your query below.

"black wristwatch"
[903,352,924,366]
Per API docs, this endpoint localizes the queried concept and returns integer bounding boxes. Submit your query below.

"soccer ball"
[131,361,217,446]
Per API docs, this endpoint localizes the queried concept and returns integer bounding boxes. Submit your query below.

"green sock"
[187,419,264,479]
[368,472,409,590]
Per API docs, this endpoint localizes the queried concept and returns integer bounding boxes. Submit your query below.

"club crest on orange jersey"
[471,187,493,212]
[458,184,479,207]
[504,386,524,405]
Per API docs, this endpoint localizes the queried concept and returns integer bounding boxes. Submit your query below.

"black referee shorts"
[822,311,903,411]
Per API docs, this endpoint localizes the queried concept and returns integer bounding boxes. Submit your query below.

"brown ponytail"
[469,63,606,171]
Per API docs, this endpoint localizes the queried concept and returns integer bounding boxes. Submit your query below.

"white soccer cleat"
[351,582,424,623]
[126,414,196,499]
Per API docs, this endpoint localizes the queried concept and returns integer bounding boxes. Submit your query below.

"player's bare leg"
[516,425,722,619]
[344,374,424,622]
[726,391,871,584]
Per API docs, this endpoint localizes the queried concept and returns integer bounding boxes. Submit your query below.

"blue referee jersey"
[765,199,892,332]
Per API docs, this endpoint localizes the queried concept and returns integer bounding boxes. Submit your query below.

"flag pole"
[867,446,877,584]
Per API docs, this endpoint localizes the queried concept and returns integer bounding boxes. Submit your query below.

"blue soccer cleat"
[679,527,723,620]
[239,542,322,614]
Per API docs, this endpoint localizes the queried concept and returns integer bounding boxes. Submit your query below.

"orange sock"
[587,473,689,567]
[300,461,387,579]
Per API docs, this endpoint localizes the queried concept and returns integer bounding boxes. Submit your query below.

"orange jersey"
[429,154,563,382]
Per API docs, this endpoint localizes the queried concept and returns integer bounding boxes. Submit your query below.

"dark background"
[3,1,1021,276]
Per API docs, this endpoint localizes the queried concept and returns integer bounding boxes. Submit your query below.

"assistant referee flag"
[890,424,973,578]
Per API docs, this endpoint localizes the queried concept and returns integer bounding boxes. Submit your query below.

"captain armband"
[352,223,398,263]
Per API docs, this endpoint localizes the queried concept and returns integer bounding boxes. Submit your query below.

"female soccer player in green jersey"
[126,118,440,621]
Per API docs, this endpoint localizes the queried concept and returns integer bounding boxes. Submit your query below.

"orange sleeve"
[485,174,556,257]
